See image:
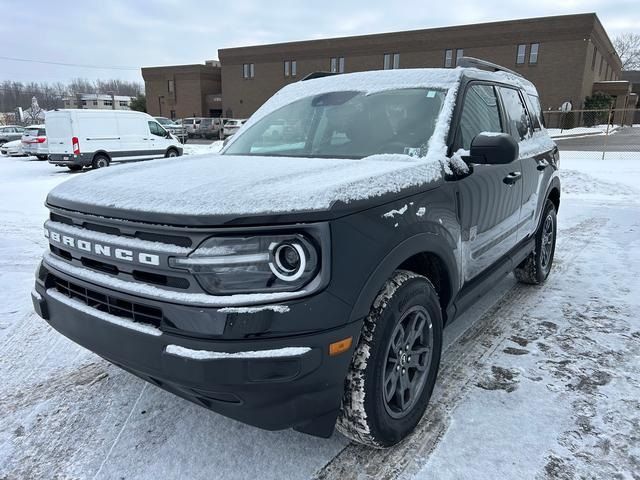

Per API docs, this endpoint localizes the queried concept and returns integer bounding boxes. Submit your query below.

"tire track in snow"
[314,216,608,480]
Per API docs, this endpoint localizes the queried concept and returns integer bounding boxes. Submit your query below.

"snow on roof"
[235,68,464,138]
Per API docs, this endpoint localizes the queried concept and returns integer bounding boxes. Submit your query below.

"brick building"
[142,61,222,119]
[218,13,625,118]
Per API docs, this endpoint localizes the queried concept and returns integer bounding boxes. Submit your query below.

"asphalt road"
[555,126,640,152]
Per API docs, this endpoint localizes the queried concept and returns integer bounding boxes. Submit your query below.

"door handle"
[503,171,522,185]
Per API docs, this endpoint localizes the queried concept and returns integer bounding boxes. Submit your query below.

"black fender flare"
[348,232,460,323]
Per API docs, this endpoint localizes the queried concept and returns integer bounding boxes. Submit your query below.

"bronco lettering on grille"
[45,228,160,266]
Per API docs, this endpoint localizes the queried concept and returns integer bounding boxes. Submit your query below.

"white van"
[46,109,183,171]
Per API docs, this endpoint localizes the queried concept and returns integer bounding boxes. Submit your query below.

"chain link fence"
[543,108,640,160]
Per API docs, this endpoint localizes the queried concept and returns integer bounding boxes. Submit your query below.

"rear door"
[453,83,523,281]
[517,92,557,241]
[45,112,73,155]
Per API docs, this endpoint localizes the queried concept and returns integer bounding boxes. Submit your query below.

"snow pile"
[218,305,290,314]
[165,345,310,360]
[182,141,224,156]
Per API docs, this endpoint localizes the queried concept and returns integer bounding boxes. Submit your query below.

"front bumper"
[32,260,361,437]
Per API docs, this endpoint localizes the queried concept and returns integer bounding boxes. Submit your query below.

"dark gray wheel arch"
[349,232,459,325]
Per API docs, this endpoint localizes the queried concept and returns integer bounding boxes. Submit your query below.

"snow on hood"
[47,153,444,216]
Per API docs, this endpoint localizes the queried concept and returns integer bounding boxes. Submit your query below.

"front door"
[453,83,523,281]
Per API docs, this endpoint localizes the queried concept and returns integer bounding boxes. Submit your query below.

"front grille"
[50,275,163,328]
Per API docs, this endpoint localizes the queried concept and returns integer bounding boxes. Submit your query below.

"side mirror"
[469,133,518,165]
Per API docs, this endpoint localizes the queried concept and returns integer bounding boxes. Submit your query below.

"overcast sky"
[2,0,638,85]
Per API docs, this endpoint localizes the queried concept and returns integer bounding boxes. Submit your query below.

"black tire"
[165,148,179,158]
[337,270,443,448]
[514,199,557,284]
[36,155,47,161]
[92,154,110,169]
[67,165,83,171]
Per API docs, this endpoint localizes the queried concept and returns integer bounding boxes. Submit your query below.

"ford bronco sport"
[32,58,560,448]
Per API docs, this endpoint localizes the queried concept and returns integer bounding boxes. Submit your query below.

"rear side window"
[456,84,503,150]
[526,94,544,130]
[497,87,531,141]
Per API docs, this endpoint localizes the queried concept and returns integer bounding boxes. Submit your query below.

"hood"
[47,153,444,225]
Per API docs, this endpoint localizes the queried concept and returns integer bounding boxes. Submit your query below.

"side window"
[498,87,531,141]
[456,84,503,150]
[148,121,165,137]
[526,94,543,130]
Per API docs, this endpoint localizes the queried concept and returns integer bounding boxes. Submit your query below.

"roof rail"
[301,71,340,81]
[457,56,523,78]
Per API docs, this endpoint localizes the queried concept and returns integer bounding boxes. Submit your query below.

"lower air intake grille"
[51,275,163,328]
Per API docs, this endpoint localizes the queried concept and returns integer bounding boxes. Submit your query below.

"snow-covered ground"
[0,151,638,479]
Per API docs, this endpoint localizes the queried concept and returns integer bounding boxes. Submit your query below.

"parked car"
[21,125,48,160]
[33,58,560,448]
[197,118,225,139]
[180,117,204,138]
[0,125,25,145]
[155,117,188,144]
[222,119,243,138]
[46,109,183,171]
[0,139,25,156]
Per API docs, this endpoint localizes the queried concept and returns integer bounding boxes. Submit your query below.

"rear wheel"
[67,165,83,172]
[92,154,110,169]
[337,270,443,447]
[514,199,557,284]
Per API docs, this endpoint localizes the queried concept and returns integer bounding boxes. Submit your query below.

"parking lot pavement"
[0,153,639,479]
[555,125,640,151]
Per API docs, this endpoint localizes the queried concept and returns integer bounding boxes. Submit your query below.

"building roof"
[219,13,616,63]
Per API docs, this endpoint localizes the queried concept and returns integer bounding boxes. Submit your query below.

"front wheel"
[165,148,179,158]
[514,199,557,284]
[337,270,443,448]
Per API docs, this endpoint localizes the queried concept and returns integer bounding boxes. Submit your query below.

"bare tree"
[614,32,640,70]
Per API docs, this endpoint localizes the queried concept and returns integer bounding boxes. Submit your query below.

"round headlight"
[270,242,307,281]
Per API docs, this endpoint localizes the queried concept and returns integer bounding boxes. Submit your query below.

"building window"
[243,63,255,79]
[592,46,597,70]
[384,53,400,70]
[284,60,290,77]
[168,79,175,93]
[119,101,128,107]
[92,100,98,106]
[330,57,345,73]
[104,100,113,106]
[444,49,453,68]
[291,60,297,77]
[516,44,527,64]
[529,43,539,64]
[456,49,464,66]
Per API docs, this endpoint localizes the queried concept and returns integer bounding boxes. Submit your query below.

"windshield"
[224,88,446,159]
[155,117,173,125]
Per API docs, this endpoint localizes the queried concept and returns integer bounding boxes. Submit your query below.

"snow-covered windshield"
[224,88,446,159]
